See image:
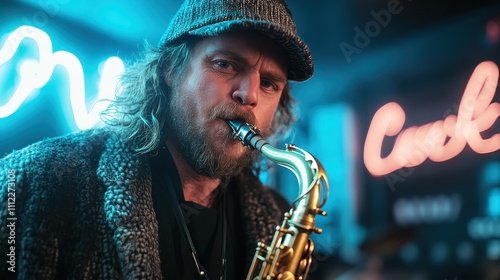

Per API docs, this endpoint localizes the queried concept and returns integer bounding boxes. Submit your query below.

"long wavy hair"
[100,37,296,156]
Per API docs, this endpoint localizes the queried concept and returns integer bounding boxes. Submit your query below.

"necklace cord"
[164,172,227,280]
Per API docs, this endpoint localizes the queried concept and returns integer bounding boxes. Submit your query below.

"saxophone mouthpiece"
[226,119,244,135]
[226,119,264,151]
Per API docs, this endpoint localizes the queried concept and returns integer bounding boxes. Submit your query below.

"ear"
[163,65,173,87]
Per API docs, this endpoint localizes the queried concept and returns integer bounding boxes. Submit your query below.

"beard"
[165,95,267,180]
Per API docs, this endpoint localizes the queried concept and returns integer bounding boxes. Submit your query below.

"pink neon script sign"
[364,61,500,176]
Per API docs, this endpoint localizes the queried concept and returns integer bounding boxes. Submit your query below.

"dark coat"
[0,129,288,279]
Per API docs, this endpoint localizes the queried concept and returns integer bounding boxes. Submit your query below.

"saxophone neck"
[226,119,310,180]
[226,119,328,208]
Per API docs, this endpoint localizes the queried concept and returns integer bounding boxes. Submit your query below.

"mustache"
[208,103,257,127]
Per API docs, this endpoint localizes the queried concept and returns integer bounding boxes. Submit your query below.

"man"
[0,0,314,278]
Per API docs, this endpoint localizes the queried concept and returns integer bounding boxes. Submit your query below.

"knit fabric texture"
[159,0,313,81]
[0,129,286,279]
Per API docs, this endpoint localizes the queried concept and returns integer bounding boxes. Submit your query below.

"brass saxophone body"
[227,119,329,280]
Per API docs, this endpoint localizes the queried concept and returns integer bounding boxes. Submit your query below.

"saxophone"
[227,119,329,280]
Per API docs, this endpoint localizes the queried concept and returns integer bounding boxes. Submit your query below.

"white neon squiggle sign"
[0,25,124,130]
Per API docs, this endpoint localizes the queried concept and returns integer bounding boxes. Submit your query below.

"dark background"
[1,0,499,279]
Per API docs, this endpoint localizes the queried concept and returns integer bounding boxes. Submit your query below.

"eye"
[213,60,236,72]
[261,79,283,93]
[260,80,274,89]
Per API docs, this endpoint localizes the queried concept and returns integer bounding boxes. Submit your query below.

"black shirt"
[150,147,246,279]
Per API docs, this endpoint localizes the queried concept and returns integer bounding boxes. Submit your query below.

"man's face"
[165,31,288,179]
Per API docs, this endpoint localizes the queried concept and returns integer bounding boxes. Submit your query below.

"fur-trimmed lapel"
[97,134,162,279]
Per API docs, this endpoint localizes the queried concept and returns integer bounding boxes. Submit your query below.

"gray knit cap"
[159,0,313,81]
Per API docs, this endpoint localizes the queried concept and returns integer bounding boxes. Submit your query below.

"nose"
[232,74,259,107]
